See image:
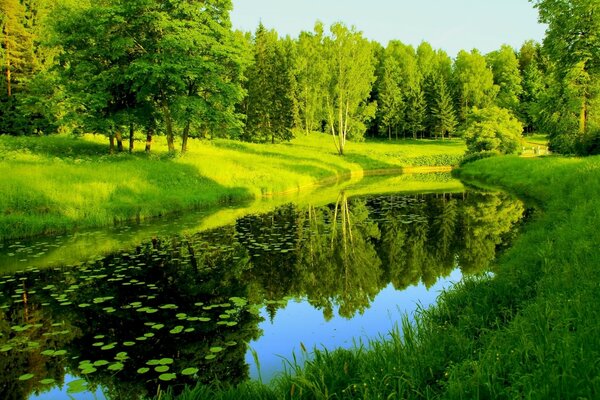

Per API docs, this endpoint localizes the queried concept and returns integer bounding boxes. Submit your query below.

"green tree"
[405,85,426,139]
[296,22,328,134]
[463,106,524,154]
[324,23,376,155]
[531,0,600,154]
[377,53,404,139]
[487,45,523,114]
[518,41,548,133]
[431,78,458,139]
[453,49,498,121]
[245,24,296,143]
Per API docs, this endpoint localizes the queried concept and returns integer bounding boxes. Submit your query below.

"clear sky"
[230,0,547,57]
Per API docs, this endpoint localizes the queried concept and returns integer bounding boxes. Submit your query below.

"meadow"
[0,133,465,241]
[157,155,600,399]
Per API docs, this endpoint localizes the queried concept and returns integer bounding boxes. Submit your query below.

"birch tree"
[324,23,376,155]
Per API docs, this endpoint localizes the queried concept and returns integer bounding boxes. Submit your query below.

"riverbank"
[0,133,465,241]
[160,155,600,399]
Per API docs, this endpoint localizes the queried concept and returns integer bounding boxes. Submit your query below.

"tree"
[324,23,376,155]
[518,41,548,133]
[296,22,328,134]
[244,24,296,143]
[431,78,457,139]
[487,44,523,114]
[53,0,246,153]
[405,85,426,139]
[452,49,498,121]
[531,0,600,154]
[377,53,404,139]
[463,106,523,154]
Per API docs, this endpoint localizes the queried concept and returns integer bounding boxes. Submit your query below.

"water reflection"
[0,189,526,399]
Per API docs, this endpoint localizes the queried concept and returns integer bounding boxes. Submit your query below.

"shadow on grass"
[0,152,253,240]
[211,140,399,177]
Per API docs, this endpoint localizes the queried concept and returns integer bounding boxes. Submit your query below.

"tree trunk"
[109,134,115,154]
[181,120,190,154]
[115,130,124,152]
[388,126,391,141]
[129,122,134,153]
[580,95,588,135]
[162,100,175,152]
[145,126,153,153]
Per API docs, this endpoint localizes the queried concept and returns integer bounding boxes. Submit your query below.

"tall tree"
[0,0,33,98]
[53,0,245,152]
[531,0,600,154]
[431,78,458,139]
[405,85,426,139]
[245,24,296,143]
[296,22,328,134]
[487,44,523,115]
[452,49,498,121]
[324,23,376,155]
[377,52,404,140]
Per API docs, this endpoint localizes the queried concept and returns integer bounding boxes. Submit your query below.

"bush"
[459,150,501,166]
[463,107,523,155]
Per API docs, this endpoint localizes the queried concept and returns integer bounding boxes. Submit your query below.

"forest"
[1,0,599,156]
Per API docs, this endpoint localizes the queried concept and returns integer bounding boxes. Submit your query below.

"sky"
[230,0,547,57]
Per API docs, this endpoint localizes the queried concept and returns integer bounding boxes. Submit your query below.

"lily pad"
[158,373,176,381]
[181,367,199,376]
[18,373,34,381]
[67,379,87,394]
[107,362,124,371]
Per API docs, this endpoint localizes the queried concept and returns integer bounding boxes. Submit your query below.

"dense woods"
[1,0,599,155]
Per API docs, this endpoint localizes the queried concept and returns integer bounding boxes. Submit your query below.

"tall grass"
[0,133,465,240]
[158,155,600,399]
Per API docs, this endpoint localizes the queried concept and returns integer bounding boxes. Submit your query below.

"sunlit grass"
[0,133,465,240]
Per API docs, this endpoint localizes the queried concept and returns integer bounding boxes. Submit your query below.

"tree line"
[1,0,598,155]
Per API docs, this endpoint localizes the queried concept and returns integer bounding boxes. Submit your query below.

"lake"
[0,173,528,399]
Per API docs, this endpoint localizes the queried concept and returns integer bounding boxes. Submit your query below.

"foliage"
[452,50,498,121]
[295,22,328,135]
[430,78,458,139]
[244,24,296,143]
[463,107,523,154]
[51,0,246,153]
[531,0,600,154]
[487,44,523,114]
[323,23,377,155]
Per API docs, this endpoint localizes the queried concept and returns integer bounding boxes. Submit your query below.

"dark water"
[0,187,527,399]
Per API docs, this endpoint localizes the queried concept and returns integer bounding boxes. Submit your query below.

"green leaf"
[159,373,176,381]
[18,373,34,381]
[181,367,199,376]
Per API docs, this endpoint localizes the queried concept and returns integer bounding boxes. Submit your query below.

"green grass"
[0,132,465,241]
[157,154,600,399]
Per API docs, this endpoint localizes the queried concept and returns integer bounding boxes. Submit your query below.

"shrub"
[463,107,523,155]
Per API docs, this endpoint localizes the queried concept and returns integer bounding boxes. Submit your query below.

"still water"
[0,176,527,399]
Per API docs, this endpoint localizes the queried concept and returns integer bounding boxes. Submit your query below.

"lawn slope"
[0,133,465,241]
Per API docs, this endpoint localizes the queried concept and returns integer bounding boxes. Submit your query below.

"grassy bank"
[160,155,600,399]
[0,133,465,241]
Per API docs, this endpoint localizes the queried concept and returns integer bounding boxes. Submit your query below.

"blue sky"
[230,0,547,57]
